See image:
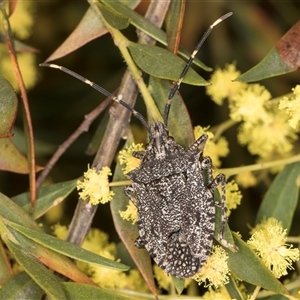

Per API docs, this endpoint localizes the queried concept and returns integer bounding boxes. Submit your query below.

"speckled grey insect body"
[122,13,238,278]
[124,123,235,278]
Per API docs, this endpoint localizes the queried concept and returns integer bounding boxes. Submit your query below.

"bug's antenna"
[163,12,233,126]
[40,63,151,132]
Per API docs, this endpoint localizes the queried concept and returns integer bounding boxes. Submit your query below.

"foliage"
[0,1,300,299]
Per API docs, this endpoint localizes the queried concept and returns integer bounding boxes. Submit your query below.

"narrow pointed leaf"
[62,282,132,300]
[165,0,185,53]
[6,240,67,300]
[46,8,104,62]
[46,1,140,62]
[3,223,95,285]
[12,179,77,219]
[0,76,17,138]
[171,275,185,295]
[226,275,245,300]
[128,43,209,85]
[255,162,300,231]
[97,2,130,29]
[0,193,42,231]
[236,20,300,82]
[6,221,129,271]
[0,241,11,286]
[227,233,287,295]
[235,48,293,82]
[100,0,211,71]
[0,272,44,300]
[0,197,95,286]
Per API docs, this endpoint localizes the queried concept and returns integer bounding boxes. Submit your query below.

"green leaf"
[0,139,43,174]
[0,76,18,138]
[236,20,300,82]
[128,43,209,85]
[2,222,95,285]
[0,272,44,300]
[227,233,287,295]
[165,0,185,53]
[0,172,106,287]
[171,275,185,295]
[255,162,300,231]
[0,238,11,285]
[61,282,132,300]
[111,137,157,297]
[6,240,67,300]
[12,179,77,219]
[97,2,130,29]
[225,275,245,300]
[149,76,194,147]
[235,48,294,82]
[6,221,129,271]
[46,1,140,61]
[0,193,42,231]
[100,0,211,71]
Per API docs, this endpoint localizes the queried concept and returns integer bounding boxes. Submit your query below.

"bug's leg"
[207,173,238,251]
[207,173,227,237]
[200,157,226,236]
[132,151,145,160]
[187,134,208,155]
[201,156,214,184]
[201,157,237,251]
[134,235,146,249]
[124,186,138,206]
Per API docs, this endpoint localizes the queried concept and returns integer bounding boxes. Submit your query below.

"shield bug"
[41,12,237,278]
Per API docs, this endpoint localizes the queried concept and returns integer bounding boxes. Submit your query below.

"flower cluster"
[118,143,144,174]
[118,143,144,222]
[225,180,242,216]
[119,200,138,224]
[247,218,299,278]
[77,166,114,205]
[192,246,230,288]
[190,217,299,294]
[279,85,300,130]
[206,64,300,160]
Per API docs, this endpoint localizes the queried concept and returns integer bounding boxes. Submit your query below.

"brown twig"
[1,4,36,210]
[36,95,112,188]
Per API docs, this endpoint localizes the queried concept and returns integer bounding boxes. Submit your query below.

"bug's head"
[148,122,168,139]
[146,122,183,160]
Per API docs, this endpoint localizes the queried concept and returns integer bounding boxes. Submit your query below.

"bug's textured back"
[125,123,221,278]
